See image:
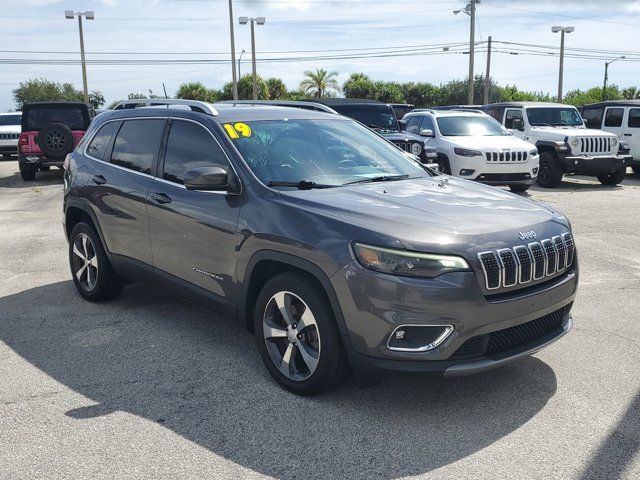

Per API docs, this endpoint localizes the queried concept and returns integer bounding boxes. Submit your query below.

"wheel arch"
[64,198,109,256]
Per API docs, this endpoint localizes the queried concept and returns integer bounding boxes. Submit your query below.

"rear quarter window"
[581,108,603,129]
[628,109,640,128]
[604,108,624,127]
[86,122,118,161]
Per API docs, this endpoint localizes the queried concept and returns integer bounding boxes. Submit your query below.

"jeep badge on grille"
[518,231,537,240]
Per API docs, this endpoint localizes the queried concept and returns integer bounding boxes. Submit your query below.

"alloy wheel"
[71,232,99,291]
[262,291,321,381]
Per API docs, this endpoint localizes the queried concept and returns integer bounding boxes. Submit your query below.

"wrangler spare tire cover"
[37,122,74,160]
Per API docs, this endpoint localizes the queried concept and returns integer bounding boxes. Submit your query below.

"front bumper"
[331,258,578,377]
[0,143,17,154]
[454,154,539,186]
[560,154,627,174]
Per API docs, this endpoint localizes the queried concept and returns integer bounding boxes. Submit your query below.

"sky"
[1,0,640,111]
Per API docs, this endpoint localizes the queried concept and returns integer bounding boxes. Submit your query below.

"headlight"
[611,137,618,147]
[454,147,482,157]
[353,243,471,278]
[529,149,538,156]
[570,138,579,148]
[410,142,422,156]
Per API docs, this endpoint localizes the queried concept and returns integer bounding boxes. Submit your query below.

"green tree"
[88,91,105,109]
[266,78,288,99]
[621,86,640,100]
[220,74,269,100]
[373,81,404,103]
[343,73,377,99]
[175,82,219,102]
[564,87,618,106]
[127,93,149,100]
[299,68,340,98]
[400,82,439,107]
[12,78,83,109]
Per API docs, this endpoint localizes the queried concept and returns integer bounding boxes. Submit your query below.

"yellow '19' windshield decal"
[224,122,252,139]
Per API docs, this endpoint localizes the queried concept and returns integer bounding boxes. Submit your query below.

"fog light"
[459,169,475,176]
[387,324,454,352]
[532,167,538,174]
[395,330,406,340]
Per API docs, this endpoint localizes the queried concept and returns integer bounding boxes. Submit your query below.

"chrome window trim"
[497,248,518,288]
[386,324,455,353]
[528,241,546,281]
[513,245,533,284]
[477,251,501,290]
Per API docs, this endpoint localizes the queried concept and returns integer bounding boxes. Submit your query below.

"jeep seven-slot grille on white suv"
[575,137,614,155]
[485,150,529,163]
[478,233,574,290]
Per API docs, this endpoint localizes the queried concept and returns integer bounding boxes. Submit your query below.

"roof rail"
[216,100,338,114]
[450,108,486,114]
[410,108,436,114]
[112,99,219,116]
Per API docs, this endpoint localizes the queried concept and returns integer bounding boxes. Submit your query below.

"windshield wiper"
[267,180,335,190]
[343,174,410,185]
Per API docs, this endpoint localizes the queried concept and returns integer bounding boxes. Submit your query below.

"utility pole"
[453,1,479,105]
[65,10,94,103]
[238,49,245,79]
[484,35,492,105]
[552,26,574,102]
[228,0,238,100]
[602,56,626,101]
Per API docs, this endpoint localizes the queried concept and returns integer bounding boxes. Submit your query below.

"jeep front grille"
[477,233,574,290]
[0,133,19,140]
[577,137,612,155]
[393,141,411,153]
[485,151,528,162]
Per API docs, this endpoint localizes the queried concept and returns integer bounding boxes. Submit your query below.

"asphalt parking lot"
[0,160,638,480]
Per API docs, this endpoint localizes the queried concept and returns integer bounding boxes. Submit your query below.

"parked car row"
[0,112,21,159]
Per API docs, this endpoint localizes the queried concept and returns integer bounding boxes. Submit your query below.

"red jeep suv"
[19,101,94,181]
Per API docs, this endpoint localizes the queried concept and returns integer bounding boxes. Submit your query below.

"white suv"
[0,112,21,159]
[581,100,640,176]
[485,102,630,187]
[402,109,539,192]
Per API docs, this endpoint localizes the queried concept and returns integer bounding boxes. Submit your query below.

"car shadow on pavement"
[0,281,559,480]
[0,164,64,188]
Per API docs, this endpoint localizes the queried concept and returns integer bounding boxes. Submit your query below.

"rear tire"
[69,222,123,302]
[436,154,452,175]
[536,151,563,188]
[597,165,626,185]
[20,167,36,181]
[509,184,530,193]
[254,272,348,395]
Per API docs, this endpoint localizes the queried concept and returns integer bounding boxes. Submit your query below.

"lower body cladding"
[455,156,539,187]
[560,154,628,175]
[330,259,578,378]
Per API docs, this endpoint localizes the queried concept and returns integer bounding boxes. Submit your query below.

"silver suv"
[63,99,578,395]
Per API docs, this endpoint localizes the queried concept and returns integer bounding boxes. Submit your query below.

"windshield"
[436,115,509,136]
[526,107,583,126]
[332,104,399,131]
[23,106,87,131]
[225,119,429,188]
[0,114,21,126]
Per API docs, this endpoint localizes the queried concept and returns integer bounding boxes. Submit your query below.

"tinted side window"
[110,119,165,174]
[505,109,523,129]
[405,116,422,134]
[582,108,603,129]
[162,120,229,185]
[628,109,640,128]
[420,116,435,132]
[86,122,118,160]
[486,107,504,123]
[604,108,624,127]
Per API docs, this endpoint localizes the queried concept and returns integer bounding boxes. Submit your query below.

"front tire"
[597,165,627,185]
[254,272,348,395]
[20,166,36,181]
[69,222,123,302]
[536,151,563,188]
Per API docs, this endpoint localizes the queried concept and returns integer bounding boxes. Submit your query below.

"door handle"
[151,192,172,204]
[623,133,632,137]
[91,174,106,185]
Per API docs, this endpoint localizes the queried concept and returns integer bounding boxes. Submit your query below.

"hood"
[445,135,535,150]
[383,131,424,143]
[531,126,616,139]
[281,176,569,254]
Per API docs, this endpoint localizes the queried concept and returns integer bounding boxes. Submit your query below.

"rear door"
[87,117,166,279]
[147,118,241,307]
[624,108,640,159]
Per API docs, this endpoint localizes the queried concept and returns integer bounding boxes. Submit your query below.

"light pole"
[239,16,265,100]
[551,25,574,102]
[454,0,479,105]
[228,0,238,100]
[238,49,246,79]
[603,55,626,101]
[65,10,94,103]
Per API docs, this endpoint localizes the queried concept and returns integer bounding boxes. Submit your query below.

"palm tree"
[299,69,340,98]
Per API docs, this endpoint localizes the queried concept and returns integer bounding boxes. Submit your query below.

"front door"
[603,107,625,140]
[147,118,241,305]
[624,108,640,159]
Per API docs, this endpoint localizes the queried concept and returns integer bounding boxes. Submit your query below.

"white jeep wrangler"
[484,102,631,187]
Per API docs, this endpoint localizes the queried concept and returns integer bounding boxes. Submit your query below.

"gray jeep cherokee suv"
[63,99,578,395]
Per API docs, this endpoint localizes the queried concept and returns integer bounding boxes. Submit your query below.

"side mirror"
[184,166,230,191]
[419,129,435,137]
[512,118,524,131]
[398,119,406,131]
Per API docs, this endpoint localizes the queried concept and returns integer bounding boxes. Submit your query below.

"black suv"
[64,99,577,395]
